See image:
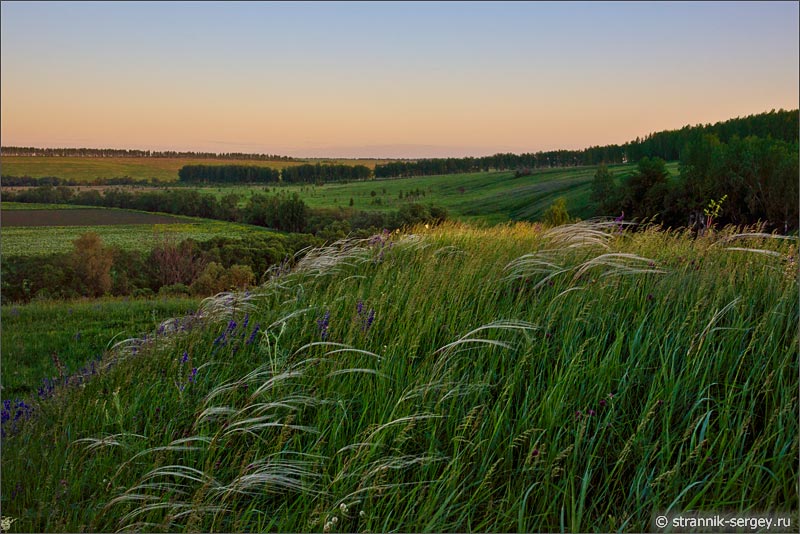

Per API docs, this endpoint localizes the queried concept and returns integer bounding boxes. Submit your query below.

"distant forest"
[374,109,798,177]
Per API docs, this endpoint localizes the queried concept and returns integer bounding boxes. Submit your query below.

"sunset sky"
[1,1,797,158]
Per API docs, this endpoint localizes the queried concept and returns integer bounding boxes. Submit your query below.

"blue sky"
[2,1,797,157]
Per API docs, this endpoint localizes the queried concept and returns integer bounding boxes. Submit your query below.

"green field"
[196,162,679,223]
[0,156,391,182]
[2,221,796,532]
[0,216,284,256]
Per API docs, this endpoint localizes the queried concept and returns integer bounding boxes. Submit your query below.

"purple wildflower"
[242,314,250,330]
[317,311,330,340]
[599,399,607,407]
[615,211,625,232]
[246,324,261,345]
[181,352,189,364]
[357,300,364,315]
[365,309,375,330]
[189,368,198,383]
[587,409,596,416]
[214,331,227,346]
[0,399,33,438]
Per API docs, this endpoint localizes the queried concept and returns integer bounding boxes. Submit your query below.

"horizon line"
[2,107,796,160]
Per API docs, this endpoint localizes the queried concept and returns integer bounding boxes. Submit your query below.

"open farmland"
[2,208,187,227]
[0,210,284,256]
[0,156,394,183]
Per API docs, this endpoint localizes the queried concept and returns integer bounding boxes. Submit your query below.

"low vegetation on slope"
[1,221,797,532]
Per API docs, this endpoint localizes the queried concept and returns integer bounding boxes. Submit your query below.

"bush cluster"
[0,232,318,303]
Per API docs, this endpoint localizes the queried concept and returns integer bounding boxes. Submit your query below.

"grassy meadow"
[1,297,200,398]
[198,162,679,223]
[1,221,796,532]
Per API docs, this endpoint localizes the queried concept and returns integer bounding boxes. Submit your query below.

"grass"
[0,218,285,257]
[0,297,200,397]
[1,221,796,532]
[0,157,393,182]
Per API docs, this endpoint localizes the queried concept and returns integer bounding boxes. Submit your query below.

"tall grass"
[1,221,797,532]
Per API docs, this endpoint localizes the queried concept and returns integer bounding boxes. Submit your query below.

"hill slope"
[1,222,797,532]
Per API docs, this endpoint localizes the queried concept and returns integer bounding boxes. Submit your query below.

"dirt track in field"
[1,208,185,227]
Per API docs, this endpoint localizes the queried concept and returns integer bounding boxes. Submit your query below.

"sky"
[1,1,798,158]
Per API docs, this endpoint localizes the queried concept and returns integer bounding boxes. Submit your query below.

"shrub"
[70,233,113,297]
[542,197,572,226]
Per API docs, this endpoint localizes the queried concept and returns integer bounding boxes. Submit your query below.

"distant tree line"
[589,133,798,232]
[176,163,372,184]
[281,163,372,183]
[1,146,296,160]
[374,109,798,178]
[374,148,627,178]
[178,165,281,184]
